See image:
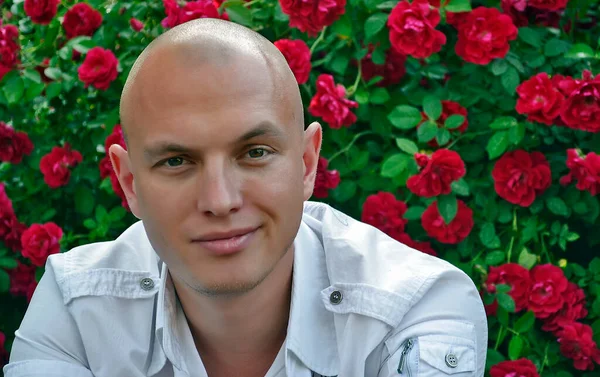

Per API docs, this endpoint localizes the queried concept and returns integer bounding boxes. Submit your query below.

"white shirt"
[4,201,488,376]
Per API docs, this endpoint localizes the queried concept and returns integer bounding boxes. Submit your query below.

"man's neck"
[172,247,294,377]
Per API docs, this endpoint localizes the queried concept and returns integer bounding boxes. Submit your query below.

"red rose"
[1,216,27,252]
[485,263,531,313]
[501,0,529,27]
[274,39,312,85]
[560,149,600,196]
[161,0,227,28]
[492,150,551,207]
[529,0,570,11]
[8,261,37,299]
[421,199,473,244]
[361,46,406,87]
[407,149,466,198]
[490,358,540,377]
[556,321,600,371]
[454,7,518,65]
[387,0,446,59]
[396,233,437,256]
[39,144,83,188]
[560,70,600,133]
[279,0,346,36]
[24,0,60,25]
[21,222,63,267]
[361,192,408,241]
[528,264,569,319]
[516,72,564,125]
[62,3,103,40]
[0,23,20,81]
[308,74,358,129]
[542,282,588,333]
[312,157,340,199]
[0,331,8,367]
[130,18,144,31]
[77,47,119,91]
[100,125,130,211]
[0,122,34,164]
[417,100,469,148]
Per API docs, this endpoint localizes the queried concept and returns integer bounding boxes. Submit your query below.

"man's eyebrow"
[143,121,285,161]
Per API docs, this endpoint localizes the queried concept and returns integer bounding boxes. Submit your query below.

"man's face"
[116,47,319,296]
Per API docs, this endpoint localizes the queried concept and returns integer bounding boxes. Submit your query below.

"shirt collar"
[150,213,339,377]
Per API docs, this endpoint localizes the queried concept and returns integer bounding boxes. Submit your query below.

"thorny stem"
[327,131,376,163]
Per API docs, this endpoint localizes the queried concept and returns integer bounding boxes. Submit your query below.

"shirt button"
[445,353,458,368]
[329,290,343,305]
[140,277,155,291]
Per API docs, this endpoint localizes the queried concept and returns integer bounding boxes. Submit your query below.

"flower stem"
[346,60,362,97]
[327,130,375,164]
[539,343,550,376]
[309,27,327,55]
[494,326,505,350]
[507,208,517,262]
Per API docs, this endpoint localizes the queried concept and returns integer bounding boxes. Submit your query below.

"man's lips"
[192,227,259,255]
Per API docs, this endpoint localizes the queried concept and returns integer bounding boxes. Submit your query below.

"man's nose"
[196,162,243,217]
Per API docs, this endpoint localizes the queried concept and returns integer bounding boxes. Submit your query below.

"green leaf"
[436,128,451,146]
[388,105,422,129]
[423,95,442,121]
[490,116,518,130]
[496,284,511,294]
[395,138,419,155]
[364,13,388,39]
[376,0,397,9]
[332,14,352,37]
[418,120,438,143]
[75,185,95,215]
[491,59,508,76]
[404,206,425,220]
[508,123,526,145]
[23,68,41,84]
[544,38,571,57]
[44,67,62,80]
[72,38,96,54]
[480,223,497,247]
[3,75,24,104]
[486,132,509,160]
[224,3,253,27]
[438,194,457,225]
[83,219,97,229]
[109,207,127,222]
[0,257,17,269]
[546,197,569,217]
[46,82,62,100]
[25,81,45,101]
[497,292,516,312]
[518,247,537,269]
[590,258,600,274]
[485,250,505,266]
[369,87,390,104]
[445,0,472,12]
[514,311,536,333]
[518,27,542,48]
[565,43,595,59]
[566,232,580,242]
[451,178,470,196]
[333,181,356,202]
[501,66,519,94]
[331,55,349,75]
[508,336,524,360]
[381,154,410,178]
[486,349,506,371]
[354,88,369,105]
[445,114,465,129]
[0,269,9,293]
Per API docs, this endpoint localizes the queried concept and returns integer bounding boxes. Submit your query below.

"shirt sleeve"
[378,268,488,376]
[2,257,93,377]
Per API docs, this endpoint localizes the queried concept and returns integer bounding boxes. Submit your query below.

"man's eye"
[247,148,269,159]
[164,157,185,167]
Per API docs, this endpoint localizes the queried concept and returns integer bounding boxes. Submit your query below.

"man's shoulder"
[46,220,161,298]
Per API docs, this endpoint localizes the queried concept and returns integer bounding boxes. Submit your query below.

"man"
[4,19,487,377]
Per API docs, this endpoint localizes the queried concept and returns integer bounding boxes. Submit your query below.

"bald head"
[119,18,304,146]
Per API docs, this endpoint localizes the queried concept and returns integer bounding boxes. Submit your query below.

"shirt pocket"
[416,334,476,376]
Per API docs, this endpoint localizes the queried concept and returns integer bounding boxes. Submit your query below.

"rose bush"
[0,0,599,375]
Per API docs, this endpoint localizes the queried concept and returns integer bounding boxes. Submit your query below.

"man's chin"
[193,278,266,298]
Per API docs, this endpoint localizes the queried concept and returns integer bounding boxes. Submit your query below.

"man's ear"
[302,122,323,201]
[108,144,141,219]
